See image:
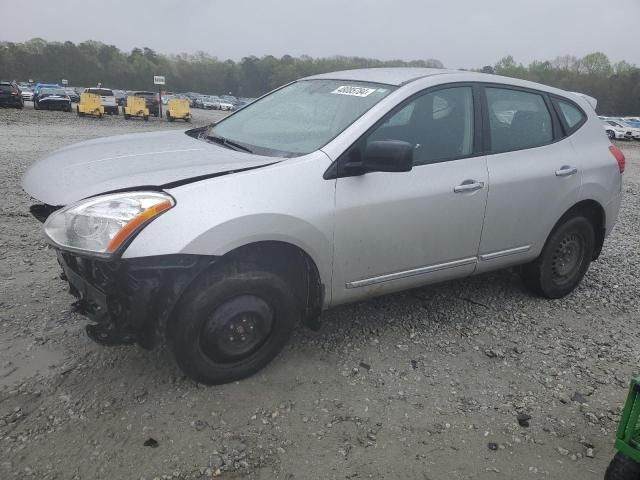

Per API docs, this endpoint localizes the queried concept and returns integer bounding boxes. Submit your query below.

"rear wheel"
[167,112,174,122]
[521,215,595,298]
[143,115,149,121]
[169,262,298,385]
[124,113,130,120]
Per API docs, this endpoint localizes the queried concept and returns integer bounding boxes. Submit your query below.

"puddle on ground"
[0,336,65,388]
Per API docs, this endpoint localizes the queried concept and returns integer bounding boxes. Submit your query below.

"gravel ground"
[1,105,639,480]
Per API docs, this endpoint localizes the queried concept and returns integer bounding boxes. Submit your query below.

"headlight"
[44,191,174,256]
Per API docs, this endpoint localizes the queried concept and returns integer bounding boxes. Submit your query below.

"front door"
[331,85,488,305]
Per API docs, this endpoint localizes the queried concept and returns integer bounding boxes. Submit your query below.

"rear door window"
[485,87,553,153]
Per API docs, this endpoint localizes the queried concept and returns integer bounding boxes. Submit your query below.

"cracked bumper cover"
[56,251,217,349]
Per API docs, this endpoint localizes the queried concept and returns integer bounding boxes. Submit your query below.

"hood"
[22,130,279,206]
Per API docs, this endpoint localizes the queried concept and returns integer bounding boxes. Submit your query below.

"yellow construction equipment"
[77,92,104,118]
[166,98,191,122]
[123,96,149,121]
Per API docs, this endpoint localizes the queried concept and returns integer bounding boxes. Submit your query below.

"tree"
[579,52,611,76]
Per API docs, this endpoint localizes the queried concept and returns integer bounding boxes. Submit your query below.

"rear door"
[331,85,488,305]
[476,85,581,273]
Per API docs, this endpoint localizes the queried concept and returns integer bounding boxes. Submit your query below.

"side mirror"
[344,140,414,176]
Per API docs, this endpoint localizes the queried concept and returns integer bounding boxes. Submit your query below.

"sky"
[2,0,639,68]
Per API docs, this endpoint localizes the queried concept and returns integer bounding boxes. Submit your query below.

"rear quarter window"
[555,99,586,133]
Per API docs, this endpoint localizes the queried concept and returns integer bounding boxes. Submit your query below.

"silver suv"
[22,68,624,384]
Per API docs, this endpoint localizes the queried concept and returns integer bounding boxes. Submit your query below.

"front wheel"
[605,453,640,480]
[521,215,595,299]
[169,263,298,385]
[607,130,615,140]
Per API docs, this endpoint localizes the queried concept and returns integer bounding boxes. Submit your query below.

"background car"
[0,81,24,109]
[192,95,207,109]
[113,90,127,106]
[84,87,119,115]
[123,91,160,116]
[32,83,60,97]
[603,120,632,140]
[19,86,34,102]
[33,87,71,111]
[64,87,80,103]
[607,119,640,140]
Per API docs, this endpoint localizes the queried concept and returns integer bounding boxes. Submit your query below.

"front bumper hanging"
[57,251,216,349]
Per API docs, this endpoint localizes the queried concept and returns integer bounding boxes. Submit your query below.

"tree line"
[0,38,638,114]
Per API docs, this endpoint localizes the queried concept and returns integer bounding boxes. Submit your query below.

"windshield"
[87,88,113,96]
[209,79,395,157]
[42,88,66,95]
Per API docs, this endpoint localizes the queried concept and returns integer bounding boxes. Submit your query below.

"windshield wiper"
[207,134,253,153]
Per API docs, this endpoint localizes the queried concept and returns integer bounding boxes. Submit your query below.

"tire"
[169,262,298,385]
[124,113,130,120]
[605,453,640,480]
[33,101,38,110]
[521,215,595,299]
[607,130,615,140]
[143,115,149,121]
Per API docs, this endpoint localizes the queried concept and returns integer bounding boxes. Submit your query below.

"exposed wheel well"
[558,200,606,260]
[221,241,324,329]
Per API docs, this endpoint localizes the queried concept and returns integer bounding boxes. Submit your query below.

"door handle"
[555,165,578,177]
[454,180,484,193]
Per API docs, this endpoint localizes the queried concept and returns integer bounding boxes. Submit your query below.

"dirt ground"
[1,104,639,480]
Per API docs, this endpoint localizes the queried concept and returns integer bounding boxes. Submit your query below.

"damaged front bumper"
[56,250,217,349]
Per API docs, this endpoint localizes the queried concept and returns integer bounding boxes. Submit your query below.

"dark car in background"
[33,87,71,111]
[113,90,127,106]
[64,88,80,103]
[0,81,24,109]
[124,91,160,116]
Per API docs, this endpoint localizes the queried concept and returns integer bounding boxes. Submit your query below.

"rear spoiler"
[570,92,597,110]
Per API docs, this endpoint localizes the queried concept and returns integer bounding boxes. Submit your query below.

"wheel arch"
[167,240,325,337]
[554,199,606,260]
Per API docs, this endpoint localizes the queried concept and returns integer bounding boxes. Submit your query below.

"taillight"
[609,145,625,174]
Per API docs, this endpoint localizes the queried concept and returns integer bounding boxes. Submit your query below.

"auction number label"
[331,85,376,97]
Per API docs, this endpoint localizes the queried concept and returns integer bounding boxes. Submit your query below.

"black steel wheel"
[170,262,299,385]
[521,215,595,298]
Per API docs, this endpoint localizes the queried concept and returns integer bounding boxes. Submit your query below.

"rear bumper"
[56,251,217,348]
[39,100,70,110]
[0,97,23,107]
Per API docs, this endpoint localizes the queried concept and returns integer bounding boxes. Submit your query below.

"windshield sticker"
[331,85,377,97]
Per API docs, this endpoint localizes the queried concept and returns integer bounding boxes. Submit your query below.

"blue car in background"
[32,83,60,97]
